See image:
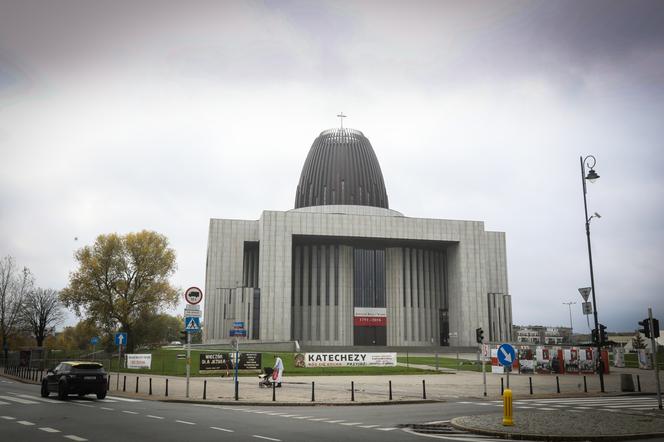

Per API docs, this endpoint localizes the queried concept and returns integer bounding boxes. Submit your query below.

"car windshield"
[70,364,104,373]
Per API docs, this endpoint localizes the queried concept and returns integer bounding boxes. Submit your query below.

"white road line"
[0,395,38,404]
[0,401,9,405]
[100,407,114,411]
[15,394,63,404]
[518,406,533,409]
[211,426,234,432]
[39,427,61,433]
[325,420,346,423]
[307,418,327,421]
[539,407,557,411]
[105,396,141,402]
[70,402,94,408]
[359,425,379,428]
[122,410,138,414]
[175,420,195,425]
[17,420,35,425]
[280,414,298,417]
[97,399,118,403]
[341,422,362,426]
[253,436,281,442]
[1,416,16,420]
[64,435,88,441]
[146,415,164,419]
[294,416,313,419]
[376,427,397,431]
[424,421,449,425]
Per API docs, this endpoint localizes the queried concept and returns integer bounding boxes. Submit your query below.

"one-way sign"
[114,332,127,346]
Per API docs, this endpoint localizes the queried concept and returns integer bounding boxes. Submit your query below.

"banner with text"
[353,307,387,327]
[199,352,262,371]
[126,354,152,369]
[304,352,396,368]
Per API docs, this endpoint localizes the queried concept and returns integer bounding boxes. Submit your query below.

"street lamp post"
[562,301,576,342]
[580,155,604,393]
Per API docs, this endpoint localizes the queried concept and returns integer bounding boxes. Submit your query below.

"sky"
[1,0,663,334]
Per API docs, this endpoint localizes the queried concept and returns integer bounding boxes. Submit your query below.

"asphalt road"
[0,377,501,442]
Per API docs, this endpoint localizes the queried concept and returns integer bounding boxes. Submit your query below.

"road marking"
[146,415,164,419]
[70,402,94,408]
[307,417,327,421]
[39,427,61,433]
[294,416,313,419]
[100,407,114,411]
[341,422,362,426]
[175,420,195,425]
[211,426,234,432]
[0,395,39,404]
[280,414,298,417]
[253,436,281,442]
[64,436,88,441]
[539,407,557,411]
[17,420,35,425]
[424,421,448,425]
[376,427,397,431]
[97,399,117,403]
[0,401,9,405]
[359,424,379,428]
[14,394,63,404]
[106,396,141,402]
[325,420,345,423]
[122,410,138,415]
[1,416,16,420]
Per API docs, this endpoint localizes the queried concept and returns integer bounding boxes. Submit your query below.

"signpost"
[582,302,592,315]
[114,332,127,390]
[648,307,662,410]
[497,343,516,388]
[579,287,593,328]
[184,286,203,399]
[231,338,239,401]
[90,336,99,360]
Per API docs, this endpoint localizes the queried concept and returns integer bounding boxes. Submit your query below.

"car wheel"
[40,381,49,398]
[96,390,106,400]
[57,381,68,400]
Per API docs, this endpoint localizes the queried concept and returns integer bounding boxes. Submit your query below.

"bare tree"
[0,256,33,359]
[21,288,64,347]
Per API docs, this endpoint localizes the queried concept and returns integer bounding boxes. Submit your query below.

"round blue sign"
[90,336,99,345]
[497,343,516,367]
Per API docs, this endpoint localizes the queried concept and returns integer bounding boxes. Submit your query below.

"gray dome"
[294,128,389,209]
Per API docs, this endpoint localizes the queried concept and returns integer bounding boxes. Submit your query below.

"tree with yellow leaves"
[60,230,178,353]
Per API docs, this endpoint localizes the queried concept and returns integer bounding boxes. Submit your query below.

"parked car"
[41,361,108,400]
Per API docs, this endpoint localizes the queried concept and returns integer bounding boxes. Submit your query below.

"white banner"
[304,352,396,367]
[353,307,387,317]
[126,354,152,369]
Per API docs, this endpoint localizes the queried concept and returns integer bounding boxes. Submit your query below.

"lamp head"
[594,212,602,219]
[585,168,600,183]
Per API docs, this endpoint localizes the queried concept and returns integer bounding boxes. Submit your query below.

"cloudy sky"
[1,0,663,334]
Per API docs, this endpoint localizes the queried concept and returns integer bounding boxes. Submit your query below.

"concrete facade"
[204,205,511,347]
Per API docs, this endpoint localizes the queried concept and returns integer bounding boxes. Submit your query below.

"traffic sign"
[497,343,516,366]
[114,332,127,346]
[578,287,591,302]
[185,316,201,332]
[184,287,203,305]
[582,301,592,315]
[184,307,202,317]
[90,336,99,345]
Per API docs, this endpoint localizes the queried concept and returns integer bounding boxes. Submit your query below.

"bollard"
[502,388,514,426]
[556,376,560,393]
[351,381,355,402]
[637,375,641,392]
[311,381,315,402]
[235,377,239,401]
[583,376,587,393]
[422,379,427,400]
[272,380,276,402]
[529,377,533,395]
[149,378,152,395]
[389,380,393,401]
[501,377,504,396]
[165,379,169,397]
[123,375,126,392]
[135,376,139,393]
[107,377,110,392]
[203,380,207,400]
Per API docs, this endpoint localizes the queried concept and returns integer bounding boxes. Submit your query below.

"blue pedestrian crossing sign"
[185,316,201,333]
[497,343,516,366]
[114,332,127,346]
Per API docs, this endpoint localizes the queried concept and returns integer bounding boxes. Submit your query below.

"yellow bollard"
[502,388,514,426]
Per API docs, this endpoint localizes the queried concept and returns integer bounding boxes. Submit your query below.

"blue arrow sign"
[497,343,516,366]
[185,317,201,333]
[90,336,99,345]
[114,332,127,346]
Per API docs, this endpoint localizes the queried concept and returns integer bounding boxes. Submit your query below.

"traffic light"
[652,318,660,338]
[638,319,651,338]
[591,328,598,344]
[475,327,484,344]
[599,323,608,344]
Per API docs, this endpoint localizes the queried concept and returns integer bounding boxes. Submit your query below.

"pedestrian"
[273,354,284,387]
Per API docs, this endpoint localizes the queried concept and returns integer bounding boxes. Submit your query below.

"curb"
[450,416,664,441]
[162,398,441,406]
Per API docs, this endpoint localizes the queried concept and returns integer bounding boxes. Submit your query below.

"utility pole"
[648,307,662,409]
[563,301,577,342]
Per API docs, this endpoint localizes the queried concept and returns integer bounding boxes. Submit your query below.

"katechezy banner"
[303,352,397,368]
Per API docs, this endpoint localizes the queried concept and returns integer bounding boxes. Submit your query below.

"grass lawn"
[396,355,490,372]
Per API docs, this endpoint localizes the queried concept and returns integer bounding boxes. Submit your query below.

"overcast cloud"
[1,0,663,333]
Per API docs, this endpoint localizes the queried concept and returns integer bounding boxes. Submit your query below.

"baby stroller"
[258,367,274,388]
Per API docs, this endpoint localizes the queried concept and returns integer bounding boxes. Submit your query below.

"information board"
[199,352,262,371]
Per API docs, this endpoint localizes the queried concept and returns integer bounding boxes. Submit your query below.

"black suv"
[41,361,108,400]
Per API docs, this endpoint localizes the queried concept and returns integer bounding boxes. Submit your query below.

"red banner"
[353,316,387,326]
